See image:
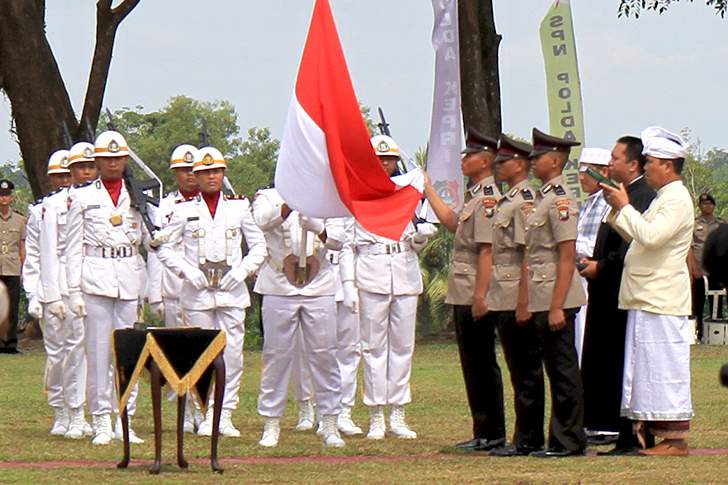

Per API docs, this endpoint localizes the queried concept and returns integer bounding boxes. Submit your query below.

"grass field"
[2,341,728,484]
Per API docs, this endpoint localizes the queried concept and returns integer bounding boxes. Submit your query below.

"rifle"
[199,117,236,196]
[105,108,162,239]
[377,107,391,137]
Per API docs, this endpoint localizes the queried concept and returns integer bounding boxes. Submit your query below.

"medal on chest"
[109,213,123,227]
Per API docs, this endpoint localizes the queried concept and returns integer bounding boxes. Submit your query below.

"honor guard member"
[157,147,267,438]
[252,188,347,448]
[522,128,587,457]
[21,150,71,435]
[146,144,200,328]
[488,136,546,457]
[40,142,98,439]
[0,180,26,355]
[342,135,435,441]
[423,130,506,451]
[65,131,150,445]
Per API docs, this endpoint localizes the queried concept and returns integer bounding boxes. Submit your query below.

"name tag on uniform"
[86,205,100,210]
[187,216,199,222]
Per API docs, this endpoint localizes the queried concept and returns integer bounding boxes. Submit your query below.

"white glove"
[48,300,67,320]
[183,266,209,291]
[219,268,247,292]
[149,301,164,318]
[342,280,359,314]
[69,291,87,317]
[414,222,438,242]
[300,215,325,235]
[28,297,43,320]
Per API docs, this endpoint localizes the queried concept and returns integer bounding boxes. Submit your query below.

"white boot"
[295,399,315,431]
[320,414,346,448]
[219,410,241,438]
[196,408,214,437]
[91,414,113,446]
[50,407,69,436]
[114,415,145,444]
[258,417,281,447]
[388,405,417,439]
[337,406,363,436]
[183,407,195,434]
[366,406,386,440]
[64,407,88,439]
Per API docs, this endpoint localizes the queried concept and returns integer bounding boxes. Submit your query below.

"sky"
[1,0,727,165]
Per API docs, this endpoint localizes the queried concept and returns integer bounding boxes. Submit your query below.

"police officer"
[343,135,434,441]
[21,150,71,435]
[0,179,26,354]
[147,144,200,329]
[522,128,586,458]
[40,142,98,439]
[65,131,150,445]
[157,146,267,438]
[488,135,546,457]
[423,130,505,451]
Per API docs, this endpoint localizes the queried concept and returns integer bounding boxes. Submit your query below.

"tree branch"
[78,0,142,139]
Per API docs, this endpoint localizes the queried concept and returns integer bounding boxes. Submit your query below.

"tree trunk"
[0,0,77,197]
[458,0,503,138]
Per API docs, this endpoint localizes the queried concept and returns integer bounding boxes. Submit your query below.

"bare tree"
[0,0,141,197]
[618,0,726,17]
[458,0,502,139]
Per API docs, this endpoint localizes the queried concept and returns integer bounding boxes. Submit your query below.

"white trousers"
[359,291,417,407]
[186,307,245,411]
[163,297,183,328]
[336,302,361,408]
[258,295,341,417]
[41,296,86,410]
[621,310,694,421]
[84,294,138,416]
[291,331,314,402]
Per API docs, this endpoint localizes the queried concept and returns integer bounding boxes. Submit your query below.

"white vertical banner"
[426,0,464,217]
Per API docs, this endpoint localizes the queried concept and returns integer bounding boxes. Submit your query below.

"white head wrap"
[641,126,688,159]
[578,148,611,170]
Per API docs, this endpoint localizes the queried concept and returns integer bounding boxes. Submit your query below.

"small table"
[112,328,227,474]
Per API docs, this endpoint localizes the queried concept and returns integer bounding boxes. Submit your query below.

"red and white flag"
[274,0,423,241]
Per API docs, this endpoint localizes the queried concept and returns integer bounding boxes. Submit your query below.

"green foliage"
[618,0,727,17]
[680,129,728,218]
[416,226,454,339]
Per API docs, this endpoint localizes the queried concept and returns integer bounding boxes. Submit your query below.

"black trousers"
[533,309,586,452]
[453,305,505,441]
[693,276,725,340]
[494,311,545,449]
[0,275,20,349]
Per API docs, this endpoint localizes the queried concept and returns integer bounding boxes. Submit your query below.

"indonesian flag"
[274,0,423,241]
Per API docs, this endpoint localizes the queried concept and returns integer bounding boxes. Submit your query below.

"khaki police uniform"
[0,207,26,351]
[488,177,545,454]
[691,214,725,333]
[446,175,506,446]
[521,174,586,453]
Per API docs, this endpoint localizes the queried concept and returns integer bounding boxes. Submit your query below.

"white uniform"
[40,187,86,411]
[147,191,188,327]
[157,193,267,411]
[23,199,67,410]
[253,188,344,418]
[66,179,149,417]
[341,220,426,407]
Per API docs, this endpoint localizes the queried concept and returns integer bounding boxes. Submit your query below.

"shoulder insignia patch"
[521,188,534,201]
[176,197,195,204]
[554,185,566,196]
[482,197,498,218]
[483,185,494,196]
[555,198,571,221]
[225,194,247,201]
[94,180,102,189]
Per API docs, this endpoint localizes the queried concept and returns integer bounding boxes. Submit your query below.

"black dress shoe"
[0,347,19,354]
[478,438,506,451]
[490,444,541,457]
[597,446,642,456]
[530,448,585,458]
[455,438,484,450]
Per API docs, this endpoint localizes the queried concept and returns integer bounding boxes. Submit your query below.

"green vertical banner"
[540,0,584,200]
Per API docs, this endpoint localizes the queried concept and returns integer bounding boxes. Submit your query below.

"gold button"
[506,274,511,278]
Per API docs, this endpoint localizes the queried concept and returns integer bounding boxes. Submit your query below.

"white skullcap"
[641,126,688,159]
[578,148,611,167]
